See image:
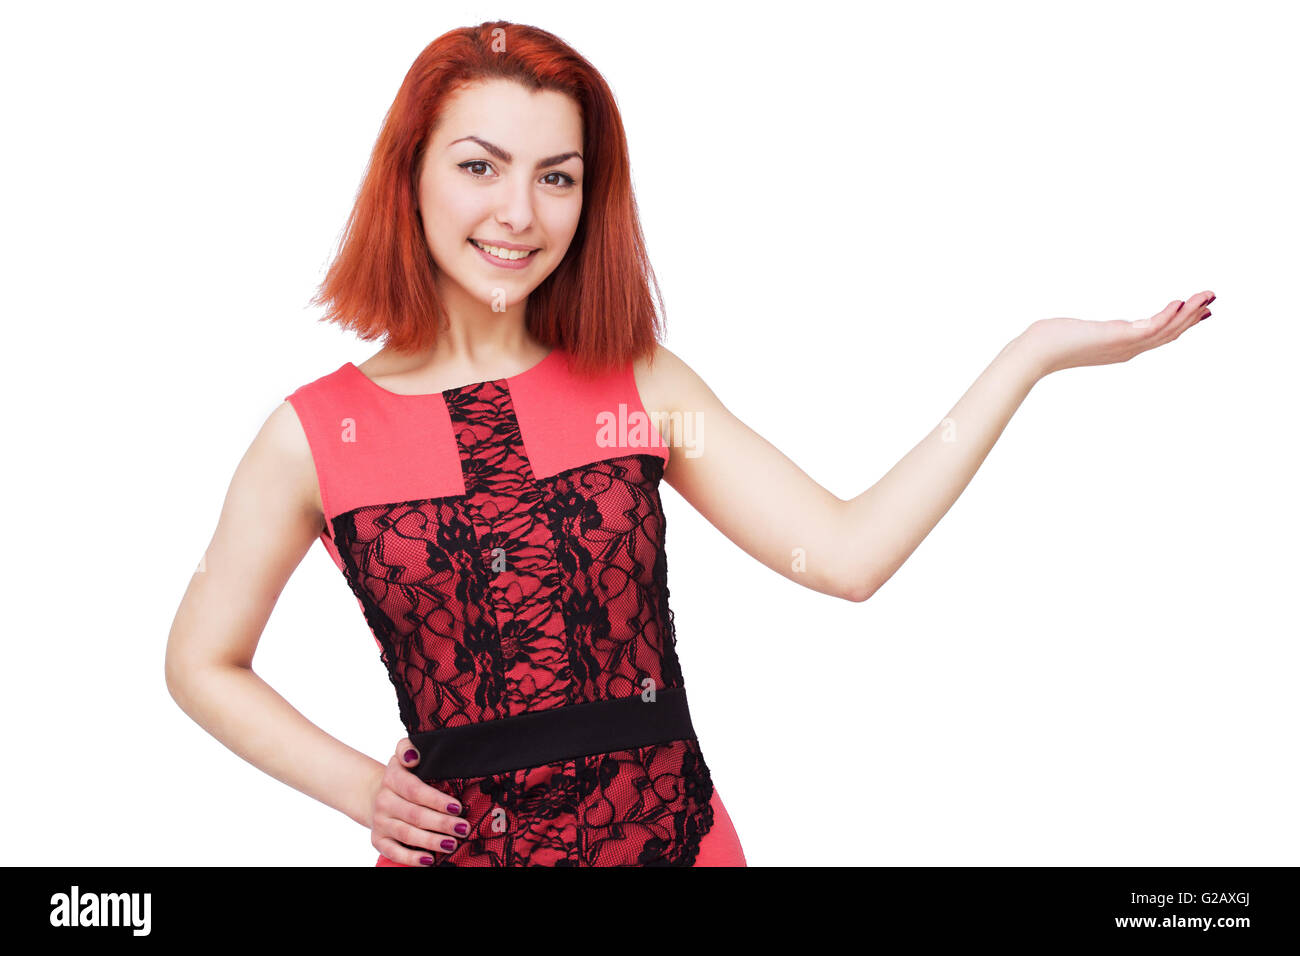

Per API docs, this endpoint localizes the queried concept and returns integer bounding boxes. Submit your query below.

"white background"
[2,0,1295,867]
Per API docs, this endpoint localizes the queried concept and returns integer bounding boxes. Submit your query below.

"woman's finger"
[385,752,464,817]
[373,793,466,861]
[374,833,440,867]
[390,811,464,855]
[1129,300,1181,330]
[397,792,471,841]
[395,737,418,765]
[1165,291,1216,340]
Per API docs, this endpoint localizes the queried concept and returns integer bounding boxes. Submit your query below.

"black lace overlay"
[330,378,714,865]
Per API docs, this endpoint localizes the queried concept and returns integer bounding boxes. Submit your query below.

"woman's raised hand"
[1021,290,1215,377]
[368,737,468,866]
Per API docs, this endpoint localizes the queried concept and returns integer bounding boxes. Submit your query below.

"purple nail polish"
[446,802,461,814]
[441,838,456,851]
[404,749,418,762]
[419,855,435,866]
[455,822,469,835]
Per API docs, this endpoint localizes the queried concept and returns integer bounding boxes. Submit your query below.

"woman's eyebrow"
[448,135,582,169]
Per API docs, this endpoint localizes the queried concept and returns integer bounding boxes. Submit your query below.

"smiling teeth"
[472,240,534,260]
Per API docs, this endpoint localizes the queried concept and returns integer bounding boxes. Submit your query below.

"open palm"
[1024,290,1215,376]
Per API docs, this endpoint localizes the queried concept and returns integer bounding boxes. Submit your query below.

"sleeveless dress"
[283,346,747,866]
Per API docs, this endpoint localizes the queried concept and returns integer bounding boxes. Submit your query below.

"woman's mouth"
[468,238,539,269]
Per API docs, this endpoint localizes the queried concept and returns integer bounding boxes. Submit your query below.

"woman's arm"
[642,293,1212,604]
[835,333,1042,601]
[164,401,385,831]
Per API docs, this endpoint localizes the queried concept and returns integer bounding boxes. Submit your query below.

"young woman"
[164,21,1214,867]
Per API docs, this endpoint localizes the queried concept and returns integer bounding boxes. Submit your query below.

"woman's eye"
[460,161,575,188]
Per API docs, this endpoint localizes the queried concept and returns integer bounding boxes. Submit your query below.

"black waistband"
[409,686,698,780]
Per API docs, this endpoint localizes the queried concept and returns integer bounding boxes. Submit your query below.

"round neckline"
[345,347,559,398]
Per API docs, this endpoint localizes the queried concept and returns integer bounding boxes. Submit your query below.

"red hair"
[308,21,667,376]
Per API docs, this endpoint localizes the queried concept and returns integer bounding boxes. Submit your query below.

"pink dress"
[285,347,747,867]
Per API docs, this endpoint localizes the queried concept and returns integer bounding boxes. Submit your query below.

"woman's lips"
[468,238,539,270]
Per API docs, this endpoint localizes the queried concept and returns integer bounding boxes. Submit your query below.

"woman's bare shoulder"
[259,400,325,522]
[631,343,717,418]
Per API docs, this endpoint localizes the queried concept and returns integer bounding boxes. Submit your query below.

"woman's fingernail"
[455,822,469,835]
[1202,311,1211,319]
[404,749,418,762]
[446,802,461,814]
[441,839,456,851]
[1206,294,1215,304]
[419,855,435,866]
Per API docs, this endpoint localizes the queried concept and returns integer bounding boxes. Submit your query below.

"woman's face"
[417,79,585,313]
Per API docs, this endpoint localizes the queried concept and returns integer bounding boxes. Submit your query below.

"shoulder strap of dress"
[510,352,671,480]
[283,363,358,539]
[284,363,466,532]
